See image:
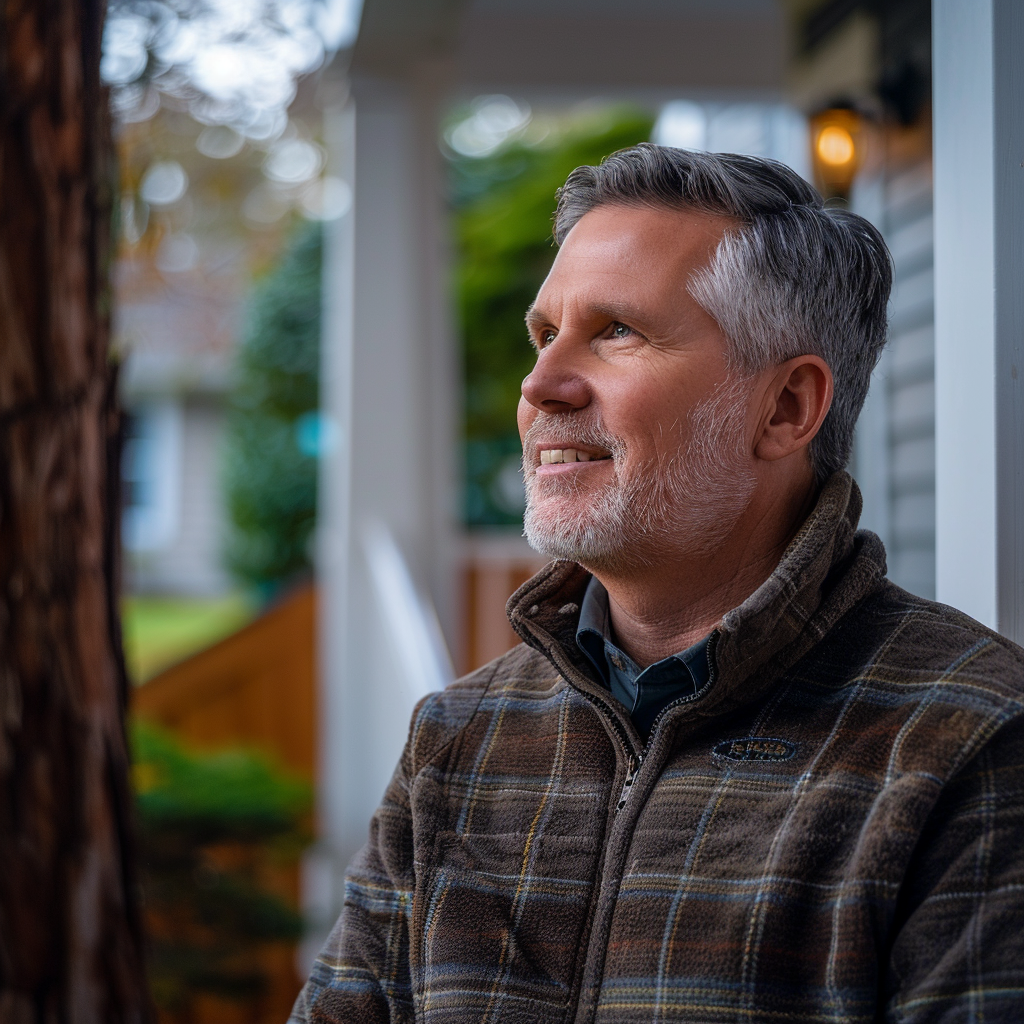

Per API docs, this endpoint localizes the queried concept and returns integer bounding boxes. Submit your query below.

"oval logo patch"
[714,737,796,762]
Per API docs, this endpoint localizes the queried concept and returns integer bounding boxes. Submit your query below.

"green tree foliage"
[133,721,311,1016]
[223,221,321,591]
[453,107,655,526]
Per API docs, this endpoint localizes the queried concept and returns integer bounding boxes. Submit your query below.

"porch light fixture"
[809,106,864,199]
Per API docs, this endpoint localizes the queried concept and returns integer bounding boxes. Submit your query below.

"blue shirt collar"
[576,576,712,740]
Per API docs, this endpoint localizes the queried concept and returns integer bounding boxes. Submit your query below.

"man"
[292,145,1024,1023]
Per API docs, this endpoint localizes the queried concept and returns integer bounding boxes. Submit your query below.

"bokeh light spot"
[816,125,855,167]
[140,161,188,206]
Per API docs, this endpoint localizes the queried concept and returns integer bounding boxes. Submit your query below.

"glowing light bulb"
[816,125,855,167]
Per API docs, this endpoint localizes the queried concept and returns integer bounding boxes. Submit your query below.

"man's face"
[518,203,758,569]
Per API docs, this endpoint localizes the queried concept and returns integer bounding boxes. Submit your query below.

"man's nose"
[520,342,591,413]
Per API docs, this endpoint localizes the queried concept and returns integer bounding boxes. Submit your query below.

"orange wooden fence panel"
[134,584,317,780]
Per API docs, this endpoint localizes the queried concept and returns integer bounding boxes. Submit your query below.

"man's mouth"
[538,447,613,465]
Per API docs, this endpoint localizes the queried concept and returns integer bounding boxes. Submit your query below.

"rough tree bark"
[0,0,151,1020]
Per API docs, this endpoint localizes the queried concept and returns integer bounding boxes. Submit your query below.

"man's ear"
[753,355,833,463]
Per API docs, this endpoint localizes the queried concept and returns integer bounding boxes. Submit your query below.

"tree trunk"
[0,0,151,1020]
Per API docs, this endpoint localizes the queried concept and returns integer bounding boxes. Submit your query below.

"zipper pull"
[616,755,640,812]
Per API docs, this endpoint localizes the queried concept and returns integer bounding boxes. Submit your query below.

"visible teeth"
[540,447,602,465]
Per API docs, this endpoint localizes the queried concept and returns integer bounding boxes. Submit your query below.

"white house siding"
[855,156,935,600]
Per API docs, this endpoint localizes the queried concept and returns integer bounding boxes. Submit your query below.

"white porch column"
[317,69,459,885]
[933,0,1024,640]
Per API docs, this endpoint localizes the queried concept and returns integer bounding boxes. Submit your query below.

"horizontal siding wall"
[885,161,935,598]
[855,157,936,599]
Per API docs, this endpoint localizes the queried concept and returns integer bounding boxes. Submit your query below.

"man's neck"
[589,481,817,668]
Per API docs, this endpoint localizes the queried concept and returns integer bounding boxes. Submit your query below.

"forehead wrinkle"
[568,292,674,338]
[541,266,700,339]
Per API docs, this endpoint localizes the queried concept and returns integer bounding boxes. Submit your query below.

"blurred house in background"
[118,234,238,597]
[114,96,324,600]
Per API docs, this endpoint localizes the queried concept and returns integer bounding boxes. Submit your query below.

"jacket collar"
[506,472,887,732]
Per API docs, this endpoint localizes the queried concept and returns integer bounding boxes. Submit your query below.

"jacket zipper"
[566,635,722,1024]
[583,689,642,813]
[561,686,641,1023]
[615,754,641,812]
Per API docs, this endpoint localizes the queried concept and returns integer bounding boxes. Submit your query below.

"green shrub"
[133,721,312,1014]
[223,221,322,592]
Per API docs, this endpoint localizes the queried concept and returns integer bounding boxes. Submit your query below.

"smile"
[539,448,612,464]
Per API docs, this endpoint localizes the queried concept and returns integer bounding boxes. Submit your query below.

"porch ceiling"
[352,0,787,99]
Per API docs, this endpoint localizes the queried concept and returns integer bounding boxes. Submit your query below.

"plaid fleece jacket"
[292,473,1024,1023]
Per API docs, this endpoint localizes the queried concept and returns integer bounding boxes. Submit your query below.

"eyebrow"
[525,300,655,333]
[524,304,548,332]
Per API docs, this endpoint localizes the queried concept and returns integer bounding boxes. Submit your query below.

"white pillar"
[933,0,1024,640]
[316,70,459,884]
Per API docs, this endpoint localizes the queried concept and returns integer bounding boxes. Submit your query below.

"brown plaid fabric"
[292,473,1024,1023]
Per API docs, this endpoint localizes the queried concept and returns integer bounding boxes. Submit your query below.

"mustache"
[520,410,626,466]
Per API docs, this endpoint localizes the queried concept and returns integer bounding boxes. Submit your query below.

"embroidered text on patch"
[714,737,796,762]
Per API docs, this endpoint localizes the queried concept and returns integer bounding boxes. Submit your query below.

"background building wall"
[125,397,232,596]
[789,0,935,598]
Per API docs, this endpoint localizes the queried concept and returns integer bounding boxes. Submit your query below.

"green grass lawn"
[122,593,257,684]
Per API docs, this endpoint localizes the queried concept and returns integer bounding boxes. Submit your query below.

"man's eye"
[611,322,632,339]
[539,330,557,346]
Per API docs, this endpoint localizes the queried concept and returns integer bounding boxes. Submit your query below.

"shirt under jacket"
[575,575,711,740]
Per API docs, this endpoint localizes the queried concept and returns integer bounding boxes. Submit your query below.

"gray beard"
[522,375,757,571]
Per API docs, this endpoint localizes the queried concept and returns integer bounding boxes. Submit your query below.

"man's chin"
[523,530,624,567]
[523,499,631,567]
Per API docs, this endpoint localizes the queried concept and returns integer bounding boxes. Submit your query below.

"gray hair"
[553,143,892,482]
